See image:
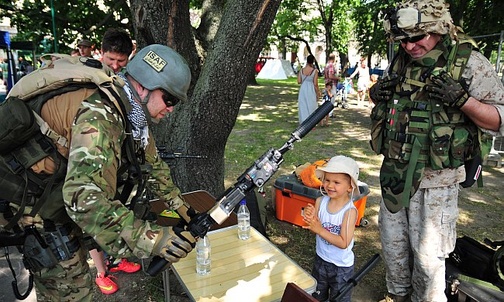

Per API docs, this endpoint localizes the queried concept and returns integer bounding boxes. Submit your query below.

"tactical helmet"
[383,0,456,41]
[126,44,191,102]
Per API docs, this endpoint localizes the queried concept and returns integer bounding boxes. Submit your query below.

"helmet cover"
[383,0,456,41]
[126,44,191,102]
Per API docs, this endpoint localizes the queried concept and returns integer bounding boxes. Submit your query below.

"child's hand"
[302,204,315,220]
[303,213,322,233]
[302,204,322,232]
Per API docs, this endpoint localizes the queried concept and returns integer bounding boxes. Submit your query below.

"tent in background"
[256,59,295,80]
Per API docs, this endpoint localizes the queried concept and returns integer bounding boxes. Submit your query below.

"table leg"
[163,268,170,302]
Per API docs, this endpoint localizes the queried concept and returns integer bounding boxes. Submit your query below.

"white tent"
[256,59,295,80]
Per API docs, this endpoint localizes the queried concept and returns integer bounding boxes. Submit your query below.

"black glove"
[152,226,196,263]
[425,71,470,109]
[369,74,400,103]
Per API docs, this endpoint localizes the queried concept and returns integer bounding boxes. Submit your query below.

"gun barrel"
[159,152,207,160]
[293,101,334,139]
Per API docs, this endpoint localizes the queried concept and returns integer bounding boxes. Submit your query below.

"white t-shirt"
[315,195,356,267]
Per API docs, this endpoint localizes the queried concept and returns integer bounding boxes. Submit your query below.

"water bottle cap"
[240,199,246,205]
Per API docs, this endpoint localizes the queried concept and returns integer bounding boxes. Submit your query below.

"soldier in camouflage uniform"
[369,1,504,301]
[12,44,197,301]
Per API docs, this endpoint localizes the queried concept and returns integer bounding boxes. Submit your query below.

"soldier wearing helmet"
[370,1,504,301]
[8,44,196,301]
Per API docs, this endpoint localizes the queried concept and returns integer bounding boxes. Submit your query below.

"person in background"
[349,58,370,105]
[324,54,340,97]
[70,49,80,56]
[297,54,320,124]
[88,27,137,295]
[0,57,7,85]
[101,28,134,74]
[302,155,359,302]
[367,74,379,109]
[319,81,334,127]
[370,1,504,301]
[77,39,93,58]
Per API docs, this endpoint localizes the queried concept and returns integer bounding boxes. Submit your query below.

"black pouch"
[460,155,482,188]
[449,236,498,283]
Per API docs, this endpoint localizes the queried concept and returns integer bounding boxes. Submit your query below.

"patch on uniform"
[142,50,167,72]
[159,210,180,218]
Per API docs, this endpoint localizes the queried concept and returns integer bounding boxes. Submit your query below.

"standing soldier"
[370,1,504,301]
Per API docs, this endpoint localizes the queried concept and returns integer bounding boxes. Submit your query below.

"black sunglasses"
[400,34,426,44]
[161,90,180,107]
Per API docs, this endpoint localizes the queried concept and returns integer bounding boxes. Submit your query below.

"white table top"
[171,225,316,302]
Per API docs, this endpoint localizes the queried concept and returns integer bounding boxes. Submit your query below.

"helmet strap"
[139,91,156,126]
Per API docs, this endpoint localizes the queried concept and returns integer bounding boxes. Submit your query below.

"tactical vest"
[370,34,493,213]
[0,55,141,229]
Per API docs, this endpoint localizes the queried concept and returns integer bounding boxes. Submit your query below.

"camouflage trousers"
[379,184,459,302]
[33,246,93,302]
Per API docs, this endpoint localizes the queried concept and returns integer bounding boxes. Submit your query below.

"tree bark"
[129,0,281,197]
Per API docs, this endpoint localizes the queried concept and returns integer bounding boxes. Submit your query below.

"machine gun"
[147,100,335,276]
[157,147,207,163]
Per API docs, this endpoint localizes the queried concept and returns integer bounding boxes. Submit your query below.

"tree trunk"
[129,0,281,197]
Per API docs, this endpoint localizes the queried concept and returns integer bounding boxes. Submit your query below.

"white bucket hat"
[315,155,360,197]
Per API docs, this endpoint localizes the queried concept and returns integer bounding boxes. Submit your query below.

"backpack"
[296,159,329,188]
[0,55,133,229]
[449,236,504,289]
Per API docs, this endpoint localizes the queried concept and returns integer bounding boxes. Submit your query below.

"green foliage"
[0,0,131,54]
[269,0,357,61]
[269,0,312,51]
[352,0,396,60]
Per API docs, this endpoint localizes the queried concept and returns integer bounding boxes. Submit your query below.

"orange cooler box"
[274,174,369,227]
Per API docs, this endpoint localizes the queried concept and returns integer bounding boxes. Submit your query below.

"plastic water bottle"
[196,235,211,275]
[237,199,251,240]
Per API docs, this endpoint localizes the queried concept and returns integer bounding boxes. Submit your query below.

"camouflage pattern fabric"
[34,246,92,302]
[13,87,187,300]
[60,91,183,259]
[380,160,424,213]
[385,0,457,41]
[378,39,449,212]
[379,183,459,301]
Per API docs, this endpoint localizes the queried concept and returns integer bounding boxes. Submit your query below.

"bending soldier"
[1,44,196,301]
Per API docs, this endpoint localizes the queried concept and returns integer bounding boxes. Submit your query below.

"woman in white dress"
[297,55,321,124]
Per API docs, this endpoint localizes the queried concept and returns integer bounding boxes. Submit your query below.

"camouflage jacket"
[422,48,504,188]
[384,40,504,189]
[41,88,182,259]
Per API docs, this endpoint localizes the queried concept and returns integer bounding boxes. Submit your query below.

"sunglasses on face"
[400,34,426,44]
[161,90,180,107]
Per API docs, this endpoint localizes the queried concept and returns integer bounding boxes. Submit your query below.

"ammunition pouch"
[23,225,59,272]
[20,223,80,272]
